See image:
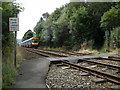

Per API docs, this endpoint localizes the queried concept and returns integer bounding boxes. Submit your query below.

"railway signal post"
[9,17,19,67]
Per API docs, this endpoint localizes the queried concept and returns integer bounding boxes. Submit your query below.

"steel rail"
[79,59,120,69]
[61,61,120,84]
[26,48,119,69]
[37,48,88,56]
[27,48,120,69]
[26,49,49,57]
[108,56,120,59]
[37,48,78,55]
[93,57,120,62]
[33,49,68,57]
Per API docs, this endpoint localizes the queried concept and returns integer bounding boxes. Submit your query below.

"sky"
[16,0,69,39]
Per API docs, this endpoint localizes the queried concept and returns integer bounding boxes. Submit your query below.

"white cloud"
[16,0,69,39]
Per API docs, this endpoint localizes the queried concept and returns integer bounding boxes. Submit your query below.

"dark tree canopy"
[33,2,118,49]
[101,2,120,30]
[22,30,33,41]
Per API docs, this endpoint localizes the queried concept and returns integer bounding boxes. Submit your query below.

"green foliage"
[69,6,89,45]
[2,64,17,88]
[51,7,70,47]
[100,2,120,52]
[110,27,120,49]
[2,2,23,52]
[34,17,44,38]
[22,30,33,41]
[101,2,120,30]
[33,2,117,50]
[2,2,23,88]
[42,12,49,19]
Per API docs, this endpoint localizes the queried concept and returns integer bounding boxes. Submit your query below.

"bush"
[110,27,120,49]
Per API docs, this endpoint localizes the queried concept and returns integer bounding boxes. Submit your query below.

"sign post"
[9,17,19,67]
[105,30,109,52]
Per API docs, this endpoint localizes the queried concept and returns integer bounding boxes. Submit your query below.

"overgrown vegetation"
[29,2,119,53]
[100,2,120,54]
[2,2,23,88]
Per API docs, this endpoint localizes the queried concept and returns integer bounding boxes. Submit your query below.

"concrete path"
[13,58,50,88]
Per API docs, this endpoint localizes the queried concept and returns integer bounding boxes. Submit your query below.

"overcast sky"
[16,0,69,39]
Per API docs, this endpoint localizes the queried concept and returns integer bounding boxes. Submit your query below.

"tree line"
[23,2,120,50]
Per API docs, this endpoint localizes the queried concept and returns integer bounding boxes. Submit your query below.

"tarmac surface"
[13,58,50,88]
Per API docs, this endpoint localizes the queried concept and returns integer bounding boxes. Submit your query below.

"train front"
[31,38,39,48]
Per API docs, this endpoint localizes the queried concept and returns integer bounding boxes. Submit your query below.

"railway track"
[78,59,120,70]
[25,48,120,85]
[91,57,120,62]
[30,48,120,70]
[39,48,91,56]
[26,48,67,57]
[33,48,68,57]
[108,56,120,59]
[61,61,120,84]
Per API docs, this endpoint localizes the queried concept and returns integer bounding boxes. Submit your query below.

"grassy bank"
[2,47,25,88]
[2,64,17,88]
[2,49,16,88]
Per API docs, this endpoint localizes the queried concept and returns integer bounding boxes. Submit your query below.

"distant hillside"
[17,39,22,44]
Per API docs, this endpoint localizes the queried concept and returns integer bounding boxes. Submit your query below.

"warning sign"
[9,17,19,31]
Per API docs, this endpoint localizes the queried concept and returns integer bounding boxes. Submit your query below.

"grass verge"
[2,64,17,88]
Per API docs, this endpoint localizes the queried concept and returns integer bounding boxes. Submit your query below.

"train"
[21,37,39,48]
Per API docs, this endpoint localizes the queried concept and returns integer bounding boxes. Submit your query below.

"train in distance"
[21,37,39,48]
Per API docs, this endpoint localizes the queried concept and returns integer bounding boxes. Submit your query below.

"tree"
[69,6,89,45]
[33,2,117,49]
[84,2,116,49]
[100,2,120,30]
[34,17,44,38]
[2,2,23,56]
[51,7,70,47]
[100,2,120,51]
[42,12,49,20]
[22,30,33,41]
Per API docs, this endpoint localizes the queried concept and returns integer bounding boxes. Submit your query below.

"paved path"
[13,58,50,88]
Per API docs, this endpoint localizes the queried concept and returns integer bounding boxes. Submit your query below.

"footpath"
[13,58,50,89]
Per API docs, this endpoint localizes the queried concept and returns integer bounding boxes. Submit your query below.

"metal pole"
[105,30,109,52]
[14,31,17,67]
[14,12,18,68]
[106,36,109,51]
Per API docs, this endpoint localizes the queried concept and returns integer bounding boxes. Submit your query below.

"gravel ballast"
[46,64,119,89]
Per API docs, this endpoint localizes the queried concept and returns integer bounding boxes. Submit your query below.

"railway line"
[91,57,120,62]
[61,61,120,84]
[78,59,120,70]
[26,48,68,57]
[24,48,120,85]
[39,48,91,56]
